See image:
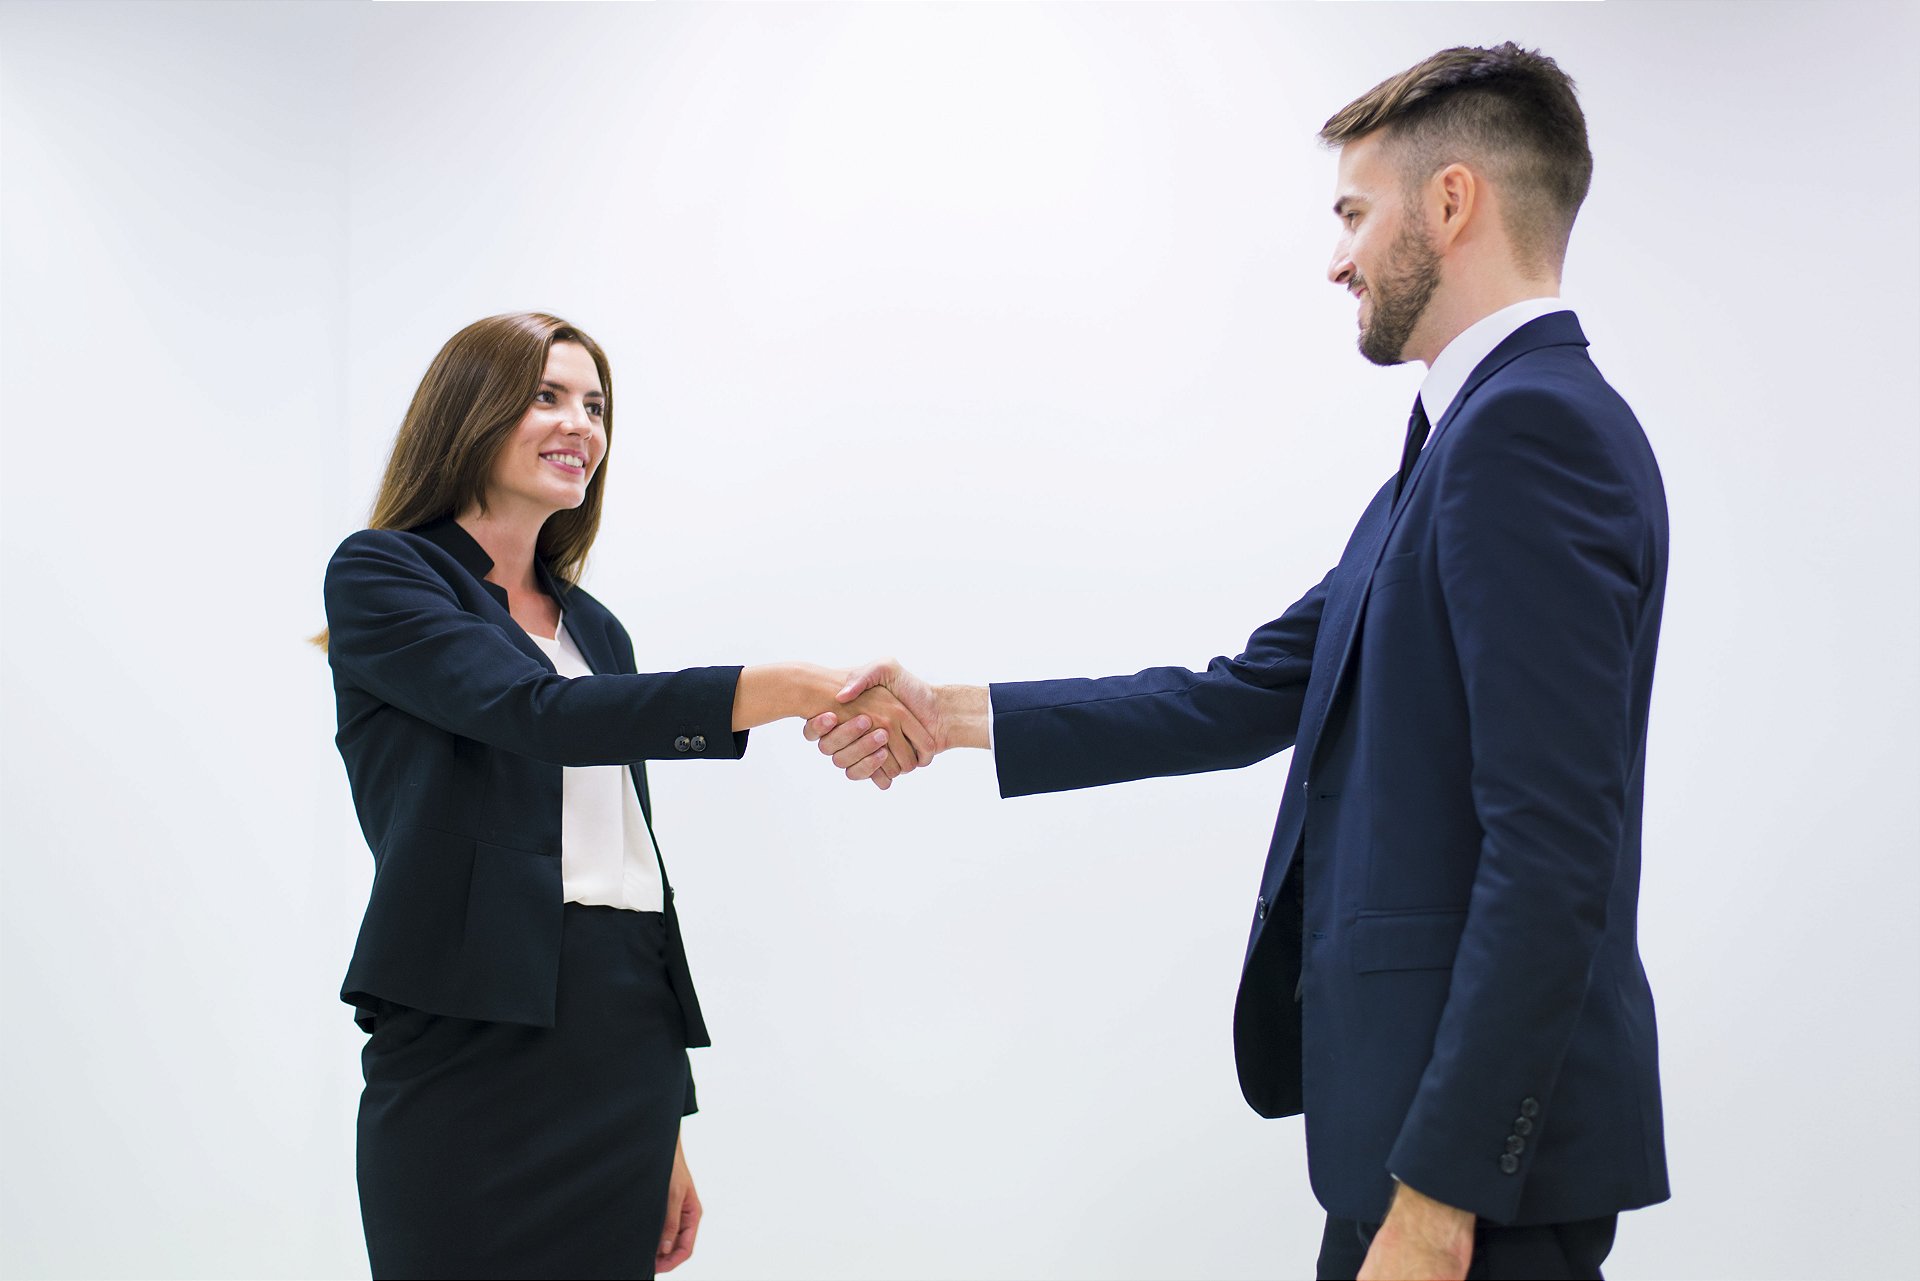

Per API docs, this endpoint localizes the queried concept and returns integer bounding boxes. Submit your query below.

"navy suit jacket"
[324,517,745,1110]
[990,313,1670,1225]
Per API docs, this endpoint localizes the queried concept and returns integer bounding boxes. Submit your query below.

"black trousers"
[1317,1210,1618,1281]
[358,905,690,1280]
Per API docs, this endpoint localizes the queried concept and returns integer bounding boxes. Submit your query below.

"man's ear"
[1432,162,1479,250]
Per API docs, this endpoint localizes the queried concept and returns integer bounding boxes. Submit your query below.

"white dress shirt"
[1417,296,1571,428]
[527,619,666,913]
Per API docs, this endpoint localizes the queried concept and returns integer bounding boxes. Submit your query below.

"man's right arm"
[808,567,1335,794]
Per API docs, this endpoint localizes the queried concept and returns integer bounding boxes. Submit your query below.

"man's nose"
[1328,245,1354,287]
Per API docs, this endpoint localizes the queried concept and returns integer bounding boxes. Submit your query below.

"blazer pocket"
[1369,550,1420,592]
[1352,908,1468,973]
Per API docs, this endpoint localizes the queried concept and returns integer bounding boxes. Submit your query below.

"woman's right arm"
[325,530,743,767]
[325,530,932,775]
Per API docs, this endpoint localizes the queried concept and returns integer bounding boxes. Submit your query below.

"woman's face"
[483,340,608,521]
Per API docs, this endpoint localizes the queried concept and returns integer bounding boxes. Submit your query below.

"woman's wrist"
[732,662,843,731]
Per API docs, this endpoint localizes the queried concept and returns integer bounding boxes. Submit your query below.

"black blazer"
[324,517,744,1107]
[991,314,1669,1225]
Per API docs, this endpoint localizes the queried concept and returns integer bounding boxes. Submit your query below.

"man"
[811,44,1669,1280]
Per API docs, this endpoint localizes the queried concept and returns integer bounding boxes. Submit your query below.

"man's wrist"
[935,683,992,750]
[1385,1179,1475,1263]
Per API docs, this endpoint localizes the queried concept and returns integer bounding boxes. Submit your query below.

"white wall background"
[2,2,1915,1278]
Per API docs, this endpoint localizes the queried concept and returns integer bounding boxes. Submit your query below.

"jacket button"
[1505,1135,1525,1155]
[1513,1116,1534,1136]
[1520,1097,1540,1118]
[691,735,706,752]
[1257,895,1269,920]
[1499,1154,1519,1175]
[674,736,691,752]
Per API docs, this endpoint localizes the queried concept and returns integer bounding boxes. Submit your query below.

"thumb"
[836,658,896,704]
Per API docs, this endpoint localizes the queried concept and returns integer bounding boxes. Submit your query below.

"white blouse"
[526,619,666,913]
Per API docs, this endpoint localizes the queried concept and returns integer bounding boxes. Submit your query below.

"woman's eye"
[534,390,555,404]
[587,402,604,417]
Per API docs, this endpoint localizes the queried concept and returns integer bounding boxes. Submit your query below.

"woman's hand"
[729,661,935,789]
[805,659,989,788]
[831,673,938,789]
[657,1132,701,1272]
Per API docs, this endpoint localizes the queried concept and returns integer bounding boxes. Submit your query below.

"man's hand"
[805,659,943,787]
[656,1133,701,1272]
[1358,1181,1474,1281]
[803,659,986,787]
[798,661,939,791]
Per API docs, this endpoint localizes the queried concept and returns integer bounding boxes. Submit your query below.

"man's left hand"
[1358,1181,1474,1281]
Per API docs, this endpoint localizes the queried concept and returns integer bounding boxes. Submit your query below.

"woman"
[320,312,929,1279]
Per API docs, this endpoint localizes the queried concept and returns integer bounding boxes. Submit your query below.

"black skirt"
[357,905,690,1280]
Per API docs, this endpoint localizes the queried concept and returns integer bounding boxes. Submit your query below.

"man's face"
[1328,133,1442,367]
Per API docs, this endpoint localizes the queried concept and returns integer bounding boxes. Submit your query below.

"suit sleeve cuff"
[664,664,749,761]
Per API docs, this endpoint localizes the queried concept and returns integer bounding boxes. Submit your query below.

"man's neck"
[1410,274,1561,369]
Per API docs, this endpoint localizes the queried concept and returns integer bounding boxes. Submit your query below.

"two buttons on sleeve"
[1499,1097,1541,1175]
[673,735,707,754]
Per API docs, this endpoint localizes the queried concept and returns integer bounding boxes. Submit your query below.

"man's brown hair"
[1321,43,1592,274]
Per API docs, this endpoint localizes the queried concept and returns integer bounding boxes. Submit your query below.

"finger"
[659,1188,701,1271]
[870,771,891,791]
[835,658,896,704]
[832,729,888,771]
[816,716,873,758]
[841,694,918,774]
[843,745,892,782]
[658,1186,686,1261]
[802,711,838,744]
[893,706,936,768]
[846,742,891,780]
[878,716,915,775]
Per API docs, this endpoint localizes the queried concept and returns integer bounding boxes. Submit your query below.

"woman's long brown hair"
[313,312,614,650]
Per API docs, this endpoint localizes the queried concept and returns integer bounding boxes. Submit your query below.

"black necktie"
[1395,397,1431,501]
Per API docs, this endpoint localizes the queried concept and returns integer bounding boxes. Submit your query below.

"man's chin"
[1357,331,1410,367]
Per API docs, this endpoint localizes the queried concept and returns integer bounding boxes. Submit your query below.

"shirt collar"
[1419,296,1572,425]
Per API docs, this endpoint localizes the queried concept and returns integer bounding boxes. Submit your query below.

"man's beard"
[1355,220,1442,366]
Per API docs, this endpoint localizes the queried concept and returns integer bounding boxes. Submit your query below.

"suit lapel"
[536,565,655,822]
[1285,484,1392,784]
[533,560,605,671]
[411,518,557,672]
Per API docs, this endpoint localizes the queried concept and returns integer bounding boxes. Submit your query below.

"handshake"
[799,659,989,790]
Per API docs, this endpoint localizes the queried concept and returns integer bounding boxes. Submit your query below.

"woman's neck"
[455,503,546,595]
